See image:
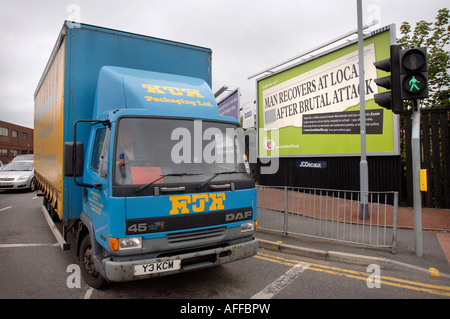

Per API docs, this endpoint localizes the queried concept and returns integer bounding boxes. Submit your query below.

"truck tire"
[79,235,106,289]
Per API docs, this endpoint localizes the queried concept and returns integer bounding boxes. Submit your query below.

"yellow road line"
[255,252,450,297]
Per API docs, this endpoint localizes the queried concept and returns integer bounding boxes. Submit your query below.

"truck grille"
[167,227,226,244]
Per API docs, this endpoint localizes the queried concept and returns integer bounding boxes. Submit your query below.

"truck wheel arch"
[76,221,89,257]
[78,212,107,288]
[78,212,103,258]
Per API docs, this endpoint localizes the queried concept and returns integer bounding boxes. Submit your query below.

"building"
[0,120,33,164]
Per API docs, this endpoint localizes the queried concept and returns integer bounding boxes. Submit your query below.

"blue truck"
[34,21,257,288]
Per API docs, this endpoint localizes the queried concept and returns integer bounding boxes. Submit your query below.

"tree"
[398,8,450,109]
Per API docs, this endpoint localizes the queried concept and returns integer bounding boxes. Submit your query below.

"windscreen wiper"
[196,170,247,190]
[135,173,203,194]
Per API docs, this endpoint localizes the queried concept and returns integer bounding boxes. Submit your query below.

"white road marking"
[0,205,60,249]
[84,287,94,299]
[251,262,309,299]
[0,243,60,248]
[42,205,69,250]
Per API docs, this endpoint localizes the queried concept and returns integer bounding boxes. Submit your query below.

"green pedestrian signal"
[399,47,428,100]
[404,74,426,93]
[409,76,420,92]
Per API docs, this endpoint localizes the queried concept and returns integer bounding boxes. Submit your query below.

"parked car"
[0,160,35,191]
[0,161,4,171]
[11,154,34,162]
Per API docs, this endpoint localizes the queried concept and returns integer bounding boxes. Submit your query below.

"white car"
[11,154,34,162]
[0,160,35,191]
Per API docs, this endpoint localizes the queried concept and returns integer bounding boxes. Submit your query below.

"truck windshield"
[114,117,250,186]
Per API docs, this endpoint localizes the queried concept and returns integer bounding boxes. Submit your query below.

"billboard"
[218,88,240,120]
[257,26,399,158]
[242,100,256,129]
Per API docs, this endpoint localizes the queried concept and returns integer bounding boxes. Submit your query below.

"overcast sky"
[0,0,447,128]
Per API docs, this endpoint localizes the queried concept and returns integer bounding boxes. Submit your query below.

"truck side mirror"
[64,142,84,177]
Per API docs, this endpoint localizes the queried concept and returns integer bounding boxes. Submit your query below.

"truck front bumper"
[101,238,258,282]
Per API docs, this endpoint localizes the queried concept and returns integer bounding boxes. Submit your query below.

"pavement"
[255,206,450,279]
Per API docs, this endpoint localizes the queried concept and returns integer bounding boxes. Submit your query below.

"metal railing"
[256,185,398,252]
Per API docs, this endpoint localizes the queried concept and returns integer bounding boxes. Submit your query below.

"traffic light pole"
[357,0,369,220]
[411,100,423,257]
[371,25,427,255]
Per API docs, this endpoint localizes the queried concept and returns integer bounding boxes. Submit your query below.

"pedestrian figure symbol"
[409,76,420,92]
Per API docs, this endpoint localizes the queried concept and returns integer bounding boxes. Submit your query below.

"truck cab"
[66,67,257,287]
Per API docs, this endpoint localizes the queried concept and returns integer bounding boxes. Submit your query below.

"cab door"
[84,125,111,248]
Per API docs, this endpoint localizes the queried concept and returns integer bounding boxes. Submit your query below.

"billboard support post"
[357,0,369,220]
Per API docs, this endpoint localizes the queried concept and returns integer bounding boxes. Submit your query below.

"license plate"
[134,260,181,276]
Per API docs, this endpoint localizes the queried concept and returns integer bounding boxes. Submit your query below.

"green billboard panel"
[257,26,399,158]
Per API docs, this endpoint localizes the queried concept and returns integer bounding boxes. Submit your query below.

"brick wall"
[0,120,33,164]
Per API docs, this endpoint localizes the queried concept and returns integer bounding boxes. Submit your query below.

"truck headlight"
[241,220,255,233]
[109,237,142,251]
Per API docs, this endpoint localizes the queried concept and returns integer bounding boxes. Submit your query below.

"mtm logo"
[169,193,226,215]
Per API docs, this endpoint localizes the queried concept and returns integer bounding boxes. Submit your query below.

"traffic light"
[399,47,428,100]
[373,44,403,114]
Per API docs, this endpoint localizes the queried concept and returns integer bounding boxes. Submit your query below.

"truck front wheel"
[79,235,106,289]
